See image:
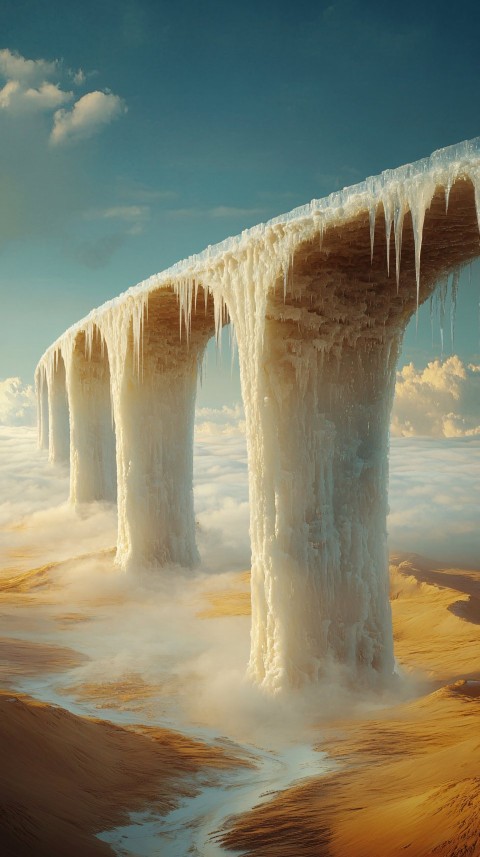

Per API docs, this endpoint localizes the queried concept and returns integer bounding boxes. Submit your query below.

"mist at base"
[1,420,479,749]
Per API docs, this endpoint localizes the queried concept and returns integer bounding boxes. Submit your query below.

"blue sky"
[1,0,479,401]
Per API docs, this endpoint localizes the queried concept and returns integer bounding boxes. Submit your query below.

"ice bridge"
[36,139,480,691]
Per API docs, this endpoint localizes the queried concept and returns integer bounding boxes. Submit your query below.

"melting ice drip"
[36,139,480,691]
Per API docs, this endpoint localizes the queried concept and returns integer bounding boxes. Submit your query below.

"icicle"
[437,273,449,356]
[444,178,452,213]
[313,211,324,252]
[383,196,393,277]
[282,231,295,301]
[229,321,237,374]
[472,166,480,237]
[369,203,376,263]
[85,322,94,361]
[450,266,460,347]
[407,187,430,313]
[393,198,405,293]
[214,293,224,347]
[132,293,147,377]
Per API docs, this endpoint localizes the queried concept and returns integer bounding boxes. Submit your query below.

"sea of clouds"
[1,355,478,570]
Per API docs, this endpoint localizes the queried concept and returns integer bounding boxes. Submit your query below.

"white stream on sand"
[97,744,330,857]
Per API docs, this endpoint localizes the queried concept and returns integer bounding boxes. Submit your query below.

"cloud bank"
[0,378,36,426]
[391,356,480,438]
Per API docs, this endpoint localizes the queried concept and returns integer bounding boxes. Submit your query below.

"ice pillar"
[36,366,49,451]
[68,330,116,504]
[111,291,215,571]
[241,319,400,689]
[47,353,70,464]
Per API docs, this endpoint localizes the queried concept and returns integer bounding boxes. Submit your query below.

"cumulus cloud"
[391,356,480,438]
[0,48,72,113]
[50,90,127,146]
[0,49,126,144]
[195,403,245,436]
[0,378,36,426]
[0,48,58,85]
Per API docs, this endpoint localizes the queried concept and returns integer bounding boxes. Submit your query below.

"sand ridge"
[0,691,247,857]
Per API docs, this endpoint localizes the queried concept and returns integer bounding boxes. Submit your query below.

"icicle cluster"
[34,137,480,691]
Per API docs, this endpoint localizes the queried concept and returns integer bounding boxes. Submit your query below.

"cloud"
[0,378,36,426]
[0,80,72,112]
[193,403,479,568]
[0,48,72,114]
[195,403,245,436]
[84,204,150,235]
[50,91,127,146]
[0,49,126,145]
[389,437,480,566]
[72,69,86,86]
[0,49,58,85]
[391,356,480,438]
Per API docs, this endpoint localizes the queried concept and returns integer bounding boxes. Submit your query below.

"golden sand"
[197,570,251,618]
[0,691,244,857]
[221,555,480,857]
[2,548,480,856]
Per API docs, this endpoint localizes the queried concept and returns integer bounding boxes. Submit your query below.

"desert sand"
[2,516,480,856]
[221,555,480,857]
[0,691,244,857]
[0,557,250,856]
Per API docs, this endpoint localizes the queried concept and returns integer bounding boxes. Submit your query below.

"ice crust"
[36,138,480,691]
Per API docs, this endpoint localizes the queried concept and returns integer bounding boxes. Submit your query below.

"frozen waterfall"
[36,138,480,690]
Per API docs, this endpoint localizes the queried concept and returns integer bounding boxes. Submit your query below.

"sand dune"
[221,556,480,857]
[0,691,243,857]
[2,546,480,856]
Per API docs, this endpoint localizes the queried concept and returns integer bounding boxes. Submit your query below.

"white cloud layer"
[0,378,36,426]
[50,90,127,146]
[391,356,480,438]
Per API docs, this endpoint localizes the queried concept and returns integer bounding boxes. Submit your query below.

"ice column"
[36,365,49,450]
[47,352,70,464]
[217,235,402,690]
[68,329,116,504]
[111,293,214,571]
[242,323,400,689]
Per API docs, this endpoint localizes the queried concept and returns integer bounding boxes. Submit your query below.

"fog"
[0,411,478,746]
